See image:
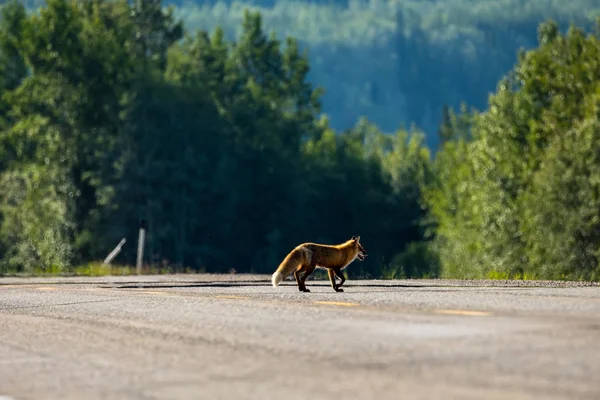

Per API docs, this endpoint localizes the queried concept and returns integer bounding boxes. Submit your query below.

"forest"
[0,0,599,281]
[175,0,600,148]
[11,0,600,147]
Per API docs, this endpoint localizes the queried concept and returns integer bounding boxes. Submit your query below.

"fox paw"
[334,288,344,292]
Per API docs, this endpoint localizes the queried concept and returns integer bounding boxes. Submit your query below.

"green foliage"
[9,0,600,147]
[174,0,600,143]
[0,160,74,273]
[520,103,600,281]
[0,0,434,277]
[425,20,600,281]
[382,241,440,280]
[3,0,600,283]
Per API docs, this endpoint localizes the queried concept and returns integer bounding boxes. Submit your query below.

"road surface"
[1,274,599,400]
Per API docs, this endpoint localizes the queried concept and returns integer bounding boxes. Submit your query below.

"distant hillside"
[11,0,600,147]
[172,0,599,147]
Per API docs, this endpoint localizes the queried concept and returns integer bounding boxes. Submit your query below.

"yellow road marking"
[135,290,170,295]
[435,309,491,317]
[215,295,249,300]
[313,301,360,307]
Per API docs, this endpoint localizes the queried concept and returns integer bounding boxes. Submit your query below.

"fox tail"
[271,248,305,287]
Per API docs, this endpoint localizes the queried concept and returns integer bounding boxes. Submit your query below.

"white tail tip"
[271,271,283,287]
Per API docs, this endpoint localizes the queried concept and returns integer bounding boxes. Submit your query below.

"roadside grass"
[486,270,536,281]
[0,262,197,277]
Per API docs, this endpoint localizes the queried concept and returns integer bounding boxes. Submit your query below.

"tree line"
[0,0,430,277]
[16,0,599,148]
[0,0,599,282]
[427,20,600,281]
[175,0,600,148]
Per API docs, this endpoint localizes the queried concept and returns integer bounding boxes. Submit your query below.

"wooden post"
[103,238,126,265]
[136,220,147,275]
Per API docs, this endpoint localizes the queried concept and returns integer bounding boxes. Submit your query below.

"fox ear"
[351,235,357,240]
[355,235,361,242]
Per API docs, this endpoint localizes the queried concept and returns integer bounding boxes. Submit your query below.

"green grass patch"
[0,261,198,277]
[486,269,538,281]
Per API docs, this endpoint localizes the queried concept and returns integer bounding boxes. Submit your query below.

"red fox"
[271,236,367,292]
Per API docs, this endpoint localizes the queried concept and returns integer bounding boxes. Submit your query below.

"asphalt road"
[1,274,599,400]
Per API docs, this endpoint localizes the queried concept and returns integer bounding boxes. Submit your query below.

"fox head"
[350,235,368,261]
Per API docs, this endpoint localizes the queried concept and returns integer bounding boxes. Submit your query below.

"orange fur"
[271,236,367,293]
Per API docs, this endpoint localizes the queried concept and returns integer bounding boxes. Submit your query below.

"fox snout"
[351,235,367,261]
[357,248,367,261]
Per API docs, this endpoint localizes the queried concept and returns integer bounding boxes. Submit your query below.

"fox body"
[271,236,367,292]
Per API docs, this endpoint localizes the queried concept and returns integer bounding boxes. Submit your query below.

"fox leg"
[294,266,305,292]
[327,268,343,292]
[333,267,346,288]
[299,264,316,292]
